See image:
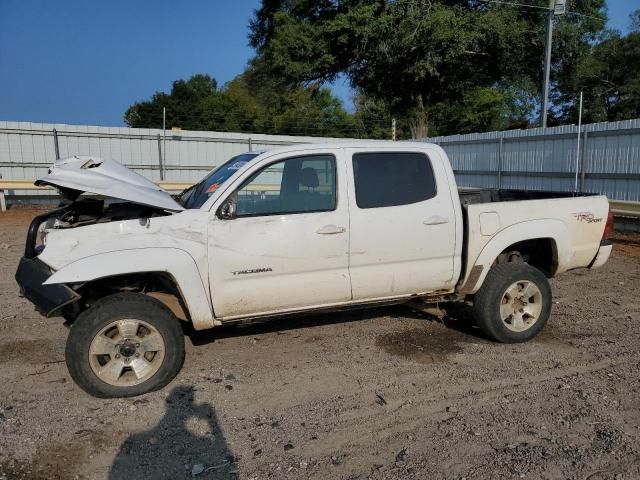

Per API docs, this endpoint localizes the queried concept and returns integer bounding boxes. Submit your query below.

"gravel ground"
[1,207,639,480]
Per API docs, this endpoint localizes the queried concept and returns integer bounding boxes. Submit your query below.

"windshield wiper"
[179,183,197,196]
[173,183,198,207]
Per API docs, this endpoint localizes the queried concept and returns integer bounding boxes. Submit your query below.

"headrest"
[300,167,319,188]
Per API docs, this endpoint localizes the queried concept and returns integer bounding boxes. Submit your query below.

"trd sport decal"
[572,212,603,223]
[231,267,273,276]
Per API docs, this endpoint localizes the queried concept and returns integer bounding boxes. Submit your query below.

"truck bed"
[458,188,595,207]
[455,187,610,295]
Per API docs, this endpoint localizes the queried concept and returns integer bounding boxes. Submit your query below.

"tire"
[473,263,552,343]
[65,292,185,398]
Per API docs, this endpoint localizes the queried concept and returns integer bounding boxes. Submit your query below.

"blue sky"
[0,0,637,127]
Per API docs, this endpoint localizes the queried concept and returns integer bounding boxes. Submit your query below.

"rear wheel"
[473,263,552,343]
[65,293,185,398]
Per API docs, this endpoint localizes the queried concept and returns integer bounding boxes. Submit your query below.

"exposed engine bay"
[46,197,168,228]
[27,198,171,258]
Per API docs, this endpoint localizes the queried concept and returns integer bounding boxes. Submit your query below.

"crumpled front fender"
[44,247,215,330]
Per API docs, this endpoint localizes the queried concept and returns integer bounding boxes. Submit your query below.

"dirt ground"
[1,207,640,480]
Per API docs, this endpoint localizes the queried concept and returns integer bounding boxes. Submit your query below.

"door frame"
[205,146,354,320]
[203,146,347,213]
[343,144,463,300]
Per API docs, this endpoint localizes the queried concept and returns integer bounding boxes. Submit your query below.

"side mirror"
[217,197,237,220]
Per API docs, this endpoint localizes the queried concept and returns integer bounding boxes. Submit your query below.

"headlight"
[35,219,58,253]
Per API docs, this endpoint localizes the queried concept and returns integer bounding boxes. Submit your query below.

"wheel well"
[65,272,190,322]
[495,238,557,277]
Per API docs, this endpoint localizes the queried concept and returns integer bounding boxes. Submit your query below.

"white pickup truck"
[15,141,614,397]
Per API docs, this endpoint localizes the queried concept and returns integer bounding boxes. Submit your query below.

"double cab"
[15,142,614,397]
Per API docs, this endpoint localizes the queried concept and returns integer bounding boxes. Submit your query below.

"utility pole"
[541,0,565,128]
[162,107,166,181]
[573,91,583,193]
[540,0,554,128]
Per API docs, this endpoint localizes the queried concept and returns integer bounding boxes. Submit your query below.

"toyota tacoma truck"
[15,142,614,398]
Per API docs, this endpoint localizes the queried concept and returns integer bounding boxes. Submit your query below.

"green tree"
[124,72,360,137]
[249,0,606,137]
[563,11,640,123]
[125,74,219,130]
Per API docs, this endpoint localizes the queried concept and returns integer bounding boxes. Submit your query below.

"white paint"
[589,243,612,269]
[45,248,213,330]
[39,210,213,329]
[343,145,460,300]
[35,141,611,330]
[460,196,610,294]
[479,212,500,236]
[36,156,183,211]
[208,147,351,318]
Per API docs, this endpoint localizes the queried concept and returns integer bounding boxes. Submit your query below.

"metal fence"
[0,121,350,200]
[420,118,640,202]
[2,118,640,203]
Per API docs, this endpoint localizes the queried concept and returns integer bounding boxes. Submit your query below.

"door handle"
[423,216,449,225]
[316,224,346,235]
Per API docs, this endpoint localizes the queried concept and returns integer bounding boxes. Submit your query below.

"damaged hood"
[36,156,184,211]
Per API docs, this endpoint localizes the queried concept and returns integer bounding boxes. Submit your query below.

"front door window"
[235,155,337,217]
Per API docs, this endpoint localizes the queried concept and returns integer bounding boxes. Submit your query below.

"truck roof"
[242,140,441,167]
[260,140,436,155]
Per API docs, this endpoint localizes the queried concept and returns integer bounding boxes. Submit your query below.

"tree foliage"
[562,11,640,123]
[248,0,608,136]
[124,73,363,137]
[125,3,640,139]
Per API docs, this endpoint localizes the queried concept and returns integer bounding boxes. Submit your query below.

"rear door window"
[352,152,436,209]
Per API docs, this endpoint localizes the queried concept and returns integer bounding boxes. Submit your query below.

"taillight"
[602,207,614,241]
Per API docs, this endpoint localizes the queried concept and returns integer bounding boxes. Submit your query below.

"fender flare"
[465,219,571,294]
[44,248,215,330]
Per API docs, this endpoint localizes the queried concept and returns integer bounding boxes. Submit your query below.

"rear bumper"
[589,240,613,270]
[14,257,80,317]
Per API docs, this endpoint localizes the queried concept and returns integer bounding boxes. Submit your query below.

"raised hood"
[36,156,184,211]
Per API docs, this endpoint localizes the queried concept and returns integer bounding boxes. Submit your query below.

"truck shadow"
[109,385,235,480]
[185,301,488,347]
[437,302,489,339]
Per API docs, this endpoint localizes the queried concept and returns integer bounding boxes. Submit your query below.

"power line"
[129,105,408,124]
[126,111,408,135]
[567,11,607,23]
[479,0,550,12]
[480,0,607,22]
[127,111,399,137]
[480,0,608,127]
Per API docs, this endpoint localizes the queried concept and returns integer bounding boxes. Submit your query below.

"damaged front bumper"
[15,256,80,317]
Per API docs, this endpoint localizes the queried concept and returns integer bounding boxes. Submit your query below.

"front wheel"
[473,263,552,343]
[65,293,185,398]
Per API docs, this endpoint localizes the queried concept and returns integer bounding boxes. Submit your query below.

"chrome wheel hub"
[499,280,543,332]
[119,340,137,358]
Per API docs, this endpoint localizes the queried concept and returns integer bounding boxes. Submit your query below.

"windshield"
[179,153,260,209]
